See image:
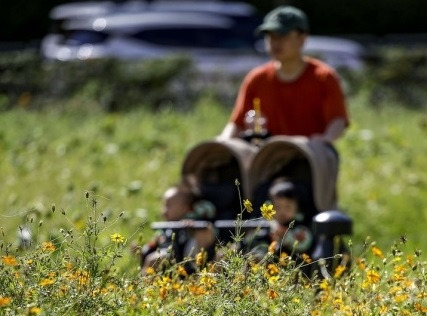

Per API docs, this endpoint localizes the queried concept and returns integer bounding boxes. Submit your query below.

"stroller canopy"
[248,136,339,212]
[182,138,257,219]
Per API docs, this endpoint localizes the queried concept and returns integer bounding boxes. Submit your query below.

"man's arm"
[313,118,347,143]
[217,122,242,140]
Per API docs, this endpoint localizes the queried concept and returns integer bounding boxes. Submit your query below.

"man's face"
[264,30,307,62]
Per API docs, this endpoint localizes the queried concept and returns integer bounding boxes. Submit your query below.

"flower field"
[0,92,426,314]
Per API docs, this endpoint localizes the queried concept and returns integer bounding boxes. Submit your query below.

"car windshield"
[62,30,109,45]
[131,27,255,50]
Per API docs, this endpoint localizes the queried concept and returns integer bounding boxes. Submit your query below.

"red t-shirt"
[230,58,349,137]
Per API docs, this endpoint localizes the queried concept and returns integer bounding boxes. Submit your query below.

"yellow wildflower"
[371,245,384,258]
[334,265,346,278]
[75,270,90,286]
[267,289,278,299]
[406,255,415,266]
[158,276,172,287]
[392,274,405,282]
[267,263,279,276]
[159,287,168,299]
[356,257,366,271]
[145,266,156,276]
[279,252,289,266]
[260,203,276,220]
[243,199,253,213]
[200,269,216,287]
[415,303,427,313]
[268,241,278,254]
[110,233,125,244]
[251,263,260,273]
[301,253,312,263]
[394,294,409,303]
[333,296,344,309]
[196,250,206,267]
[2,255,18,266]
[41,241,56,252]
[188,284,206,296]
[389,286,402,295]
[58,285,68,297]
[64,261,72,270]
[241,287,251,296]
[319,279,330,291]
[0,296,11,307]
[366,270,381,284]
[394,264,406,274]
[28,306,41,315]
[39,278,55,286]
[172,282,181,291]
[177,265,188,277]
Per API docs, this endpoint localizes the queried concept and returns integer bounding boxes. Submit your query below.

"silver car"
[41,3,365,74]
[41,11,268,76]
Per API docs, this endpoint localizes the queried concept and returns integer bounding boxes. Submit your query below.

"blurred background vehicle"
[41,1,366,75]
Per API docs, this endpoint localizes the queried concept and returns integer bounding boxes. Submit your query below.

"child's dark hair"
[269,180,299,200]
[268,178,312,222]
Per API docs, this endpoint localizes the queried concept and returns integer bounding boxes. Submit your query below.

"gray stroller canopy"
[248,136,339,211]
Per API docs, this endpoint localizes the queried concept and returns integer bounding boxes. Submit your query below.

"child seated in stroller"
[268,178,314,254]
[243,178,314,262]
[140,176,217,274]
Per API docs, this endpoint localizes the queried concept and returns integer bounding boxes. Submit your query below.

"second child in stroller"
[140,176,217,274]
[242,178,314,262]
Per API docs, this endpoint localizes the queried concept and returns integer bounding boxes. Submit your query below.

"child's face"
[272,196,298,225]
[162,187,191,221]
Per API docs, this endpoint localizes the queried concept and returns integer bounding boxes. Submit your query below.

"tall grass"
[1,91,426,253]
[0,191,425,315]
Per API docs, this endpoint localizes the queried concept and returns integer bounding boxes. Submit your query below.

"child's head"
[269,179,300,225]
[162,176,199,221]
[162,185,193,221]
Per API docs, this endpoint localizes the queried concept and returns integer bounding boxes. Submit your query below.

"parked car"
[304,36,365,71]
[42,1,365,75]
[41,10,268,76]
[47,0,261,40]
[48,1,117,34]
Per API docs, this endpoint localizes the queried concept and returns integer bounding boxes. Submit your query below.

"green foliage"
[0,193,426,315]
[0,90,426,253]
[363,47,427,108]
[337,93,427,253]
[0,71,426,313]
[0,51,195,111]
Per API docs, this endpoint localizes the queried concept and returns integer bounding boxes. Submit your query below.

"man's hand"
[217,122,241,140]
[312,118,347,143]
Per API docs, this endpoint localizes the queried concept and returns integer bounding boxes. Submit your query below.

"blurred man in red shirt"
[219,6,349,144]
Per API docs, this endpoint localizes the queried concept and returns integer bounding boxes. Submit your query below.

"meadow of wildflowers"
[0,191,426,315]
[0,93,426,314]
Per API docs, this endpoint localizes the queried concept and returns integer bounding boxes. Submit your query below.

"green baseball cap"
[256,6,309,35]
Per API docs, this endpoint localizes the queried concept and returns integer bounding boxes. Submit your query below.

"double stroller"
[145,136,352,275]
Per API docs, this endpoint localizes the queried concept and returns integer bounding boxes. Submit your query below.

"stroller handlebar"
[214,219,271,229]
[150,219,272,231]
[150,221,210,230]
